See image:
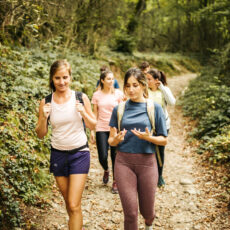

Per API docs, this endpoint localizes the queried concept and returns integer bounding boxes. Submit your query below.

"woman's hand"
[90,130,96,144]
[76,100,85,116]
[108,127,127,146]
[131,127,151,140]
[132,127,167,146]
[155,80,162,88]
[43,103,51,119]
[114,127,127,143]
[36,99,49,139]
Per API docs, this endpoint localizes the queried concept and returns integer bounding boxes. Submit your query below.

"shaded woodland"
[0,0,229,229]
[0,0,229,53]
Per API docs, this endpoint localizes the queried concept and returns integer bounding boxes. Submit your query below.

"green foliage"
[0,44,101,228]
[111,33,136,54]
[0,46,51,228]
[180,46,230,164]
[0,0,229,54]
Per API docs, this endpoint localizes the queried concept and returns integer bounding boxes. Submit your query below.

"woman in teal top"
[109,68,167,230]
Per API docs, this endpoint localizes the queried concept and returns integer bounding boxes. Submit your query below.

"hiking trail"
[29,73,229,230]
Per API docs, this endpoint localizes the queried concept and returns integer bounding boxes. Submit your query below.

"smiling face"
[125,75,145,102]
[52,66,71,92]
[146,73,159,91]
[101,72,114,89]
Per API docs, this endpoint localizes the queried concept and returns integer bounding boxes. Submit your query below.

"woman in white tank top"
[35,60,96,230]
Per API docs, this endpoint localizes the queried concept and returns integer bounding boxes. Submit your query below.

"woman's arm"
[77,93,96,130]
[92,103,98,120]
[158,83,176,105]
[35,99,49,139]
[131,127,167,146]
[108,127,127,146]
[90,104,98,143]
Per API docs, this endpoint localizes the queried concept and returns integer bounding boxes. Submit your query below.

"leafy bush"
[0,45,101,228]
[110,32,136,54]
[180,53,230,164]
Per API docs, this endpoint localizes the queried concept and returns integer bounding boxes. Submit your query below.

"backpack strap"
[45,93,52,124]
[146,99,162,167]
[45,93,52,104]
[146,99,155,135]
[117,101,126,132]
[75,91,84,105]
[75,91,87,134]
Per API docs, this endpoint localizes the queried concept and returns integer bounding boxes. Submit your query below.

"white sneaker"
[145,224,153,230]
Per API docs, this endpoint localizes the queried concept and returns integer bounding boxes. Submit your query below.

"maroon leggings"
[115,151,158,230]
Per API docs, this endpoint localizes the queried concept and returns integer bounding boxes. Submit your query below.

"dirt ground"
[29,73,230,230]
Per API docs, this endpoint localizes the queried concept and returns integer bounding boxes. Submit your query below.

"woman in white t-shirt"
[91,70,123,193]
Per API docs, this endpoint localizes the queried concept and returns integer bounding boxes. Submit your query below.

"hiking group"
[35,60,175,230]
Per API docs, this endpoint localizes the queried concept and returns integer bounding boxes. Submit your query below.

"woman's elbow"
[163,137,167,146]
[87,120,96,130]
[35,128,45,139]
[170,99,176,105]
[36,131,45,139]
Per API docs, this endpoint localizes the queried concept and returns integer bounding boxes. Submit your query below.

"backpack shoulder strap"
[146,100,163,167]
[44,93,52,125]
[146,99,155,135]
[117,101,126,132]
[75,91,84,105]
[45,94,52,104]
[75,91,87,133]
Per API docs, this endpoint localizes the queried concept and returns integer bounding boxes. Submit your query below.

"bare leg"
[55,176,70,215]
[68,174,87,230]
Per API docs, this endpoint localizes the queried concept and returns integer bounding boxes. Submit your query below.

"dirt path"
[33,73,229,230]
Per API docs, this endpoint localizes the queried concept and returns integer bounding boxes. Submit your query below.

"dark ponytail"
[147,69,167,86]
[159,71,167,85]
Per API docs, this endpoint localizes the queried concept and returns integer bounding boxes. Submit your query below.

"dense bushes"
[180,46,230,164]
[0,45,101,228]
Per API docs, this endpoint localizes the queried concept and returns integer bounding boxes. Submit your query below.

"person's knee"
[125,208,138,223]
[140,207,154,222]
[145,216,154,225]
[68,201,81,215]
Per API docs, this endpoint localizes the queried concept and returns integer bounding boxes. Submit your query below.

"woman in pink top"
[35,60,96,230]
[91,70,123,193]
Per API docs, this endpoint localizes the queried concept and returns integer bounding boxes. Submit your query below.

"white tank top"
[50,90,88,151]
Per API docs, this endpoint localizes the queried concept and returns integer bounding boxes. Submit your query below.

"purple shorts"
[50,148,90,177]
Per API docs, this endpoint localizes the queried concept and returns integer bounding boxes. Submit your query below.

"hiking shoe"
[103,170,109,184]
[112,181,118,194]
[158,175,165,188]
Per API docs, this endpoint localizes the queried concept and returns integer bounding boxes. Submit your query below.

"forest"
[0,0,229,229]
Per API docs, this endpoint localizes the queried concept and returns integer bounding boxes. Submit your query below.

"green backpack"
[117,99,162,167]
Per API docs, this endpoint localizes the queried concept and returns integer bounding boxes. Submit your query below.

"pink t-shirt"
[92,89,123,131]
